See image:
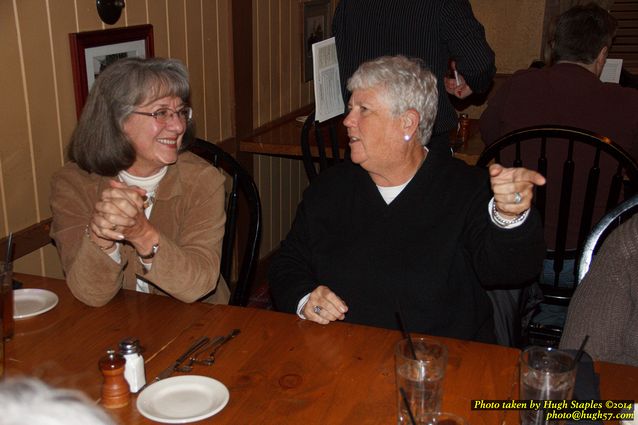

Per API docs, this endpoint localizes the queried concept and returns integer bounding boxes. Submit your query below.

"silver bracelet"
[491,202,527,227]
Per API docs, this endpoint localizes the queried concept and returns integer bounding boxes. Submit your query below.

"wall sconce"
[96,0,125,25]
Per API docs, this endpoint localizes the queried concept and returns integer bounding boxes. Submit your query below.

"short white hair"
[347,55,438,146]
[0,378,115,425]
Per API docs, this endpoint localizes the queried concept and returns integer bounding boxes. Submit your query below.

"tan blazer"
[50,152,229,306]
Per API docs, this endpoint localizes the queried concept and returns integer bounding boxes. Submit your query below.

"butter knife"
[153,336,210,382]
[209,329,241,357]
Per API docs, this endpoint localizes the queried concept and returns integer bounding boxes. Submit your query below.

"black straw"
[400,387,417,425]
[4,232,13,271]
[395,307,417,360]
[574,335,589,363]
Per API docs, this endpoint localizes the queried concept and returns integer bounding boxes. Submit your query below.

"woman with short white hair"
[270,56,547,342]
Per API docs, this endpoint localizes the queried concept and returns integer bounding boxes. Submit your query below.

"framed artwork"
[301,0,332,82]
[69,24,154,117]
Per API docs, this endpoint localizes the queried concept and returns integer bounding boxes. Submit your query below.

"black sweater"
[269,151,545,343]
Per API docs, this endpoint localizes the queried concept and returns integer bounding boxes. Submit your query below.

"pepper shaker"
[99,349,130,408]
[119,337,146,393]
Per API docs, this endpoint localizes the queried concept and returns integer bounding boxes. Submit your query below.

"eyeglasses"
[132,106,192,124]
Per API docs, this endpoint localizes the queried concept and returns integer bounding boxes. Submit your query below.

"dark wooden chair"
[577,193,638,283]
[187,139,262,307]
[300,110,349,182]
[0,218,53,262]
[477,125,638,346]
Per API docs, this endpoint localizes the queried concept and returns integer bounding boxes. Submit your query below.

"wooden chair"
[476,125,638,346]
[0,218,53,262]
[300,110,349,182]
[187,138,262,307]
[577,193,638,283]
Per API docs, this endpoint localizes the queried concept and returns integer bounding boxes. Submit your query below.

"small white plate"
[136,375,229,423]
[13,289,59,319]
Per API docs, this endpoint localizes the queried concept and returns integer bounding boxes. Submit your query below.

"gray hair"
[347,56,438,146]
[0,378,115,425]
[68,57,191,176]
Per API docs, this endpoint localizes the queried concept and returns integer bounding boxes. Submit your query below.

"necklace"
[117,173,159,210]
[142,192,156,209]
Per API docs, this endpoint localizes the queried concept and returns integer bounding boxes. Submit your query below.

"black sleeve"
[463,180,546,287]
[441,0,496,94]
[268,197,318,313]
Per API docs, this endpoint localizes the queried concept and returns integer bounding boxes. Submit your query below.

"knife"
[209,329,241,357]
[153,336,210,382]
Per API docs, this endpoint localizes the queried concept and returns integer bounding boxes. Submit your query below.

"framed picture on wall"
[69,24,154,118]
[301,0,332,82]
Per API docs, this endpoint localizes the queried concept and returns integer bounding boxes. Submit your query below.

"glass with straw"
[395,337,448,425]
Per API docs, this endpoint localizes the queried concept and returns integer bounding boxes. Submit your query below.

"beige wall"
[474,0,546,74]
[1,0,548,276]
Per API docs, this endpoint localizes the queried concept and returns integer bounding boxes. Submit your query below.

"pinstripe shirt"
[333,0,495,139]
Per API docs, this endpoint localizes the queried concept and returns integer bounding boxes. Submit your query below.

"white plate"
[136,375,229,423]
[13,289,59,319]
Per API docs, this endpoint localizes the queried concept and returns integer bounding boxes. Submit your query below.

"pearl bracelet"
[491,202,528,227]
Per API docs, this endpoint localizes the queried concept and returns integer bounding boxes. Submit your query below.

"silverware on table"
[153,336,210,382]
[181,328,241,371]
[178,336,225,372]
[208,328,241,361]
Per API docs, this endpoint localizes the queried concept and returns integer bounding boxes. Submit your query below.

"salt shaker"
[118,338,146,393]
[99,349,130,408]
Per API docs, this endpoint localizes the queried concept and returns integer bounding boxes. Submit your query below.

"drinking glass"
[1,261,13,341]
[423,412,467,425]
[519,346,577,425]
[0,260,13,379]
[395,337,448,425]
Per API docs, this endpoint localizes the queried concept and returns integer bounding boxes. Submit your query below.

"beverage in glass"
[1,261,13,341]
[395,337,448,425]
[520,346,577,425]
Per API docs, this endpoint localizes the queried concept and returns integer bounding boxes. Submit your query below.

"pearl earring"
[403,134,410,142]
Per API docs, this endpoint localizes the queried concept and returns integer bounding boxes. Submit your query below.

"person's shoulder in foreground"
[560,214,638,366]
[0,377,115,425]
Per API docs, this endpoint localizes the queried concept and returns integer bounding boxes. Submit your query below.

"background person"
[50,58,229,307]
[332,0,496,155]
[269,56,545,343]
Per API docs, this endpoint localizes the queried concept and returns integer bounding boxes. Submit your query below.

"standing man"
[333,0,496,154]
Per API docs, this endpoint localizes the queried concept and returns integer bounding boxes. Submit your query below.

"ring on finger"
[313,305,322,315]
[513,192,522,204]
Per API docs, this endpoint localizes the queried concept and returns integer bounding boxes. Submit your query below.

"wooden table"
[7,274,520,425]
[239,114,485,166]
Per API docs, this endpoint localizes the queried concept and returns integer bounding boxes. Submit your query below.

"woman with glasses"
[50,57,229,306]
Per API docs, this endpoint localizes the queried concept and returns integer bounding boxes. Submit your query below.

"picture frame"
[301,0,332,82]
[69,24,154,117]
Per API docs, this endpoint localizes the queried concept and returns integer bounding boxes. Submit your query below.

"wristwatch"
[138,243,159,260]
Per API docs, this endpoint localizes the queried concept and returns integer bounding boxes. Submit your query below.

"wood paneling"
[1,0,233,277]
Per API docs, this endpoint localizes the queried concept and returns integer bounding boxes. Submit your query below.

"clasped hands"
[87,180,156,253]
